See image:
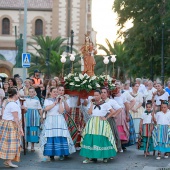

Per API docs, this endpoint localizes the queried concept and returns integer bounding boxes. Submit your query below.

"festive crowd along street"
[0,71,170,168]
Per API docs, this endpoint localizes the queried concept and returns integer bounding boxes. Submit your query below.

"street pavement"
[0,145,170,170]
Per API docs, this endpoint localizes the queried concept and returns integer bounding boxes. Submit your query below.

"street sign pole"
[23,0,27,80]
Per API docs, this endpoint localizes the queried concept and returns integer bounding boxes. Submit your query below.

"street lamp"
[161,23,164,86]
[70,54,75,74]
[60,54,67,85]
[110,55,116,77]
[103,56,109,87]
[60,54,67,78]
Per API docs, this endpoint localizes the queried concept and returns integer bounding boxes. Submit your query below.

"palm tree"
[97,39,129,81]
[28,36,67,78]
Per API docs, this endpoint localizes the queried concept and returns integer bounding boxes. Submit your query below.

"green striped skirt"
[80,116,117,159]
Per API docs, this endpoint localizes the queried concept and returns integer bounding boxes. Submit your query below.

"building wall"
[0,0,95,72]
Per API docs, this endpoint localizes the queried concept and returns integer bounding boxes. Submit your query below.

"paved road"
[0,145,170,170]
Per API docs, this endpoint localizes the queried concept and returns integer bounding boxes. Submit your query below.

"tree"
[28,36,81,78]
[113,0,170,80]
[97,39,128,81]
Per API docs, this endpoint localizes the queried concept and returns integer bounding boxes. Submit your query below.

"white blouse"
[155,110,170,125]
[154,92,169,105]
[122,91,134,103]
[2,101,21,121]
[105,98,122,110]
[44,98,64,116]
[89,103,112,117]
[24,96,42,110]
[141,112,152,124]
[114,95,127,108]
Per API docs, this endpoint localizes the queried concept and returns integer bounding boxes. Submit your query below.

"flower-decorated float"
[60,34,117,147]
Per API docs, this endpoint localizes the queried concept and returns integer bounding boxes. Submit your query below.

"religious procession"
[0,32,170,168]
[0,0,170,170]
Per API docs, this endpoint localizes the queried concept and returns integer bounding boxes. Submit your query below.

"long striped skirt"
[107,116,122,151]
[122,114,136,147]
[44,137,69,156]
[80,116,117,159]
[63,113,79,145]
[115,109,129,143]
[137,124,154,152]
[40,115,76,156]
[25,109,40,143]
[152,124,170,152]
[0,120,21,162]
[69,108,85,146]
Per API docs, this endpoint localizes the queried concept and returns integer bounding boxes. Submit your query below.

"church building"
[0,0,96,77]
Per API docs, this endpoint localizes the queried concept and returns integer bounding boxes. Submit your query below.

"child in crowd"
[152,100,170,160]
[23,87,42,151]
[138,101,154,156]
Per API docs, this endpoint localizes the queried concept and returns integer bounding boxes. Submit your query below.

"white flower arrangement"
[65,73,99,92]
[64,73,116,92]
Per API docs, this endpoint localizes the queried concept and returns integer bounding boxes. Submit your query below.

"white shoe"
[83,159,90,164]
[6,162,18,168]
[164,155,169,159]
[76,147,81,150]
[156,156,161,160]
[119,149,123,153]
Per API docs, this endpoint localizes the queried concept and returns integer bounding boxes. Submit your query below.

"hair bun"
[147,100,152,104]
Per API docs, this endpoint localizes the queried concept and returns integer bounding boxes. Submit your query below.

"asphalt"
[0,145,170,170]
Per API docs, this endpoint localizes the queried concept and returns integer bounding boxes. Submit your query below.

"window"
[2,18,10,35]
[35,19,43,35]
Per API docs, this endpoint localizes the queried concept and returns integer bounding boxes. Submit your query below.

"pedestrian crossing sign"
[22,53,31,68]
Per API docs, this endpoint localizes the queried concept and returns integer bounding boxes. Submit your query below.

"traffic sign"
[22,53,31,68]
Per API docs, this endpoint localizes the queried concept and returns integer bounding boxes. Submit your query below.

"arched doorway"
[0,60,13,78]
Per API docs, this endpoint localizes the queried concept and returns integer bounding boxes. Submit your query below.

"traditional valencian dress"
[0,101,21,162]
[114,95,129,144]
[80,102,117,159]
[104,98,122,151]
[122,91,136,147]
[24,96,42,143]
[130,92,144,139]
[40,98,76,157]
[138,110,154,152]
[152,110,170,153]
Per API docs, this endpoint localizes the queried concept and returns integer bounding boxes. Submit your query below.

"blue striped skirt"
[25,109,40,143]
[152,124,170,152]
[25,109,40,127]
[26,126,40,143]
[44,137,69,156]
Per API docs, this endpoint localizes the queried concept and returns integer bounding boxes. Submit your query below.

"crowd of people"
[0,70,170,168]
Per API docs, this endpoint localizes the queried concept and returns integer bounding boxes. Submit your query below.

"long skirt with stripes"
[137,124,154,152]
[80,116,117,159]
[0,120,21,162]
[106,115,122,151]
[25,109,40,143]
[152,124,170,152]
[115,109,129,144]
[69,107,85,146]
[63,112,79,145]
[40,114,76,156]
[122,113,136,147]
